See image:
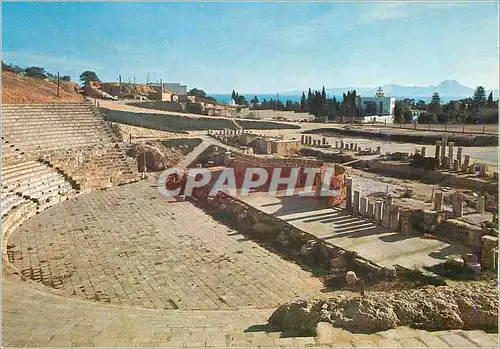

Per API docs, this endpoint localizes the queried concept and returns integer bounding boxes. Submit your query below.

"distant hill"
[284,80,498,100]
[2,71,83,104]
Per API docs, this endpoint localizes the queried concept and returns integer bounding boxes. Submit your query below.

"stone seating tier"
[1,160,77,219]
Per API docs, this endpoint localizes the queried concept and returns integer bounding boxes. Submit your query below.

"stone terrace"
[238,192,471,270]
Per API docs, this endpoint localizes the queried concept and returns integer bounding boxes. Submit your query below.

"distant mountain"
[284,80,498,100]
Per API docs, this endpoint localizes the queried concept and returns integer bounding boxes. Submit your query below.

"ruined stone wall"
[434,219,485,248]
[193,191,383,276]
[425,171,497,194]
[271,140,302,156]
[371,161,425,179]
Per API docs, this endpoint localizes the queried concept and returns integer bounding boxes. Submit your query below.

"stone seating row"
[3,121,109,130]
[1,161,77,218]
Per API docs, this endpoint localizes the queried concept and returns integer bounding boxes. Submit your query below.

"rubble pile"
[268,281,497,335]
[126,140,184,171]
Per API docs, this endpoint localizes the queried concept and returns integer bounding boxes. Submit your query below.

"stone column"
[350,143,354,150]
[360,197,368,217]
[313,139,317,146]
[414,149,420,155]
[476,196,485,213]
[301,135,305,144]
[382,203,391,228]
[453,160,459,172]
[335,141,339,149]
[435,141,441,159]
[453,195,464,217]
[340,140,344,149]
[354,143,358,151]
[457,147,463,166]
[480,235,498,269]
[448,142,455,162]
[322,137,327,145]
[421,147,426,157]
[443,156,450,169]
[367,201,375,218]
[346,178,353,212]
[463,154,470,172]
[401,220,411,236]
[390,207,400,231]
[441,137,448,162]
[375,201,383,222]
[353,190,360,215]
[434,191,443,211]
[376,146,381,155]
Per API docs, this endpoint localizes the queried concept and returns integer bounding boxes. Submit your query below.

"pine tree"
[487,92,493,104]
[473,86,486,108]
[321,87,326,103]
[300,92,307,112]
[429,92,442,113]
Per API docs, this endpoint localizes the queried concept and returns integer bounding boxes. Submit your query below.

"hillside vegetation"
[2,71,83,104]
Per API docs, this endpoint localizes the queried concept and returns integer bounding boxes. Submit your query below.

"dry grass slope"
[2,71,84,104]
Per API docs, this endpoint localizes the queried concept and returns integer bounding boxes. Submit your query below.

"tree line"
[2,62,71,82]
[248,87,358,120]
[394,87,498,124]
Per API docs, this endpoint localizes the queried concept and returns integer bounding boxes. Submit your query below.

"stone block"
[353,190,360,215]
[367,202,375,219]
[360,197,368,217]
[374,200,383,222]
[389,207,400,231]
[401,220,411,236]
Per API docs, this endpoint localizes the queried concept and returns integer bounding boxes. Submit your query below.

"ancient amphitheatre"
[1,71,499,348]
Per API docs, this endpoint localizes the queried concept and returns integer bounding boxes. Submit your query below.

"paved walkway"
[239,193,470,270]
[3,276,498,347]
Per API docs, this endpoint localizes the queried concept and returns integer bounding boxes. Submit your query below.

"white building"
[354,90,396,123]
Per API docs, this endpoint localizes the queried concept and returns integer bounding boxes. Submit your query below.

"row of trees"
[3,62,71,82]
[231,90,248,106]
[249,87,358,120]
[394,87,498,124]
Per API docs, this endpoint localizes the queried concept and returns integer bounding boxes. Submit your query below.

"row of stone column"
[434,137,474,173]
[301,135,328,146]
[332,140,381,155]
[346,178,402,232]
[208,129,244,137]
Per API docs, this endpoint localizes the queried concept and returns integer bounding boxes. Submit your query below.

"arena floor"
[5,179,324,311]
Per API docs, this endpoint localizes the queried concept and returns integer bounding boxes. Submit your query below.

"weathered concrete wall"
[103,108,299,131]
[102,108,237,131]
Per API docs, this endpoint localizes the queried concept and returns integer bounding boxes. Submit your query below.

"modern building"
[150,82,187,96]
[410,109,425,122]
[353,88,396,123]
[355,95,396,117]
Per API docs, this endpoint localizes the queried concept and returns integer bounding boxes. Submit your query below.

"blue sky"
[2,1,499,94]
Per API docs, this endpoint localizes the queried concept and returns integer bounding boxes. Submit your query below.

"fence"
[381,122,498,135]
